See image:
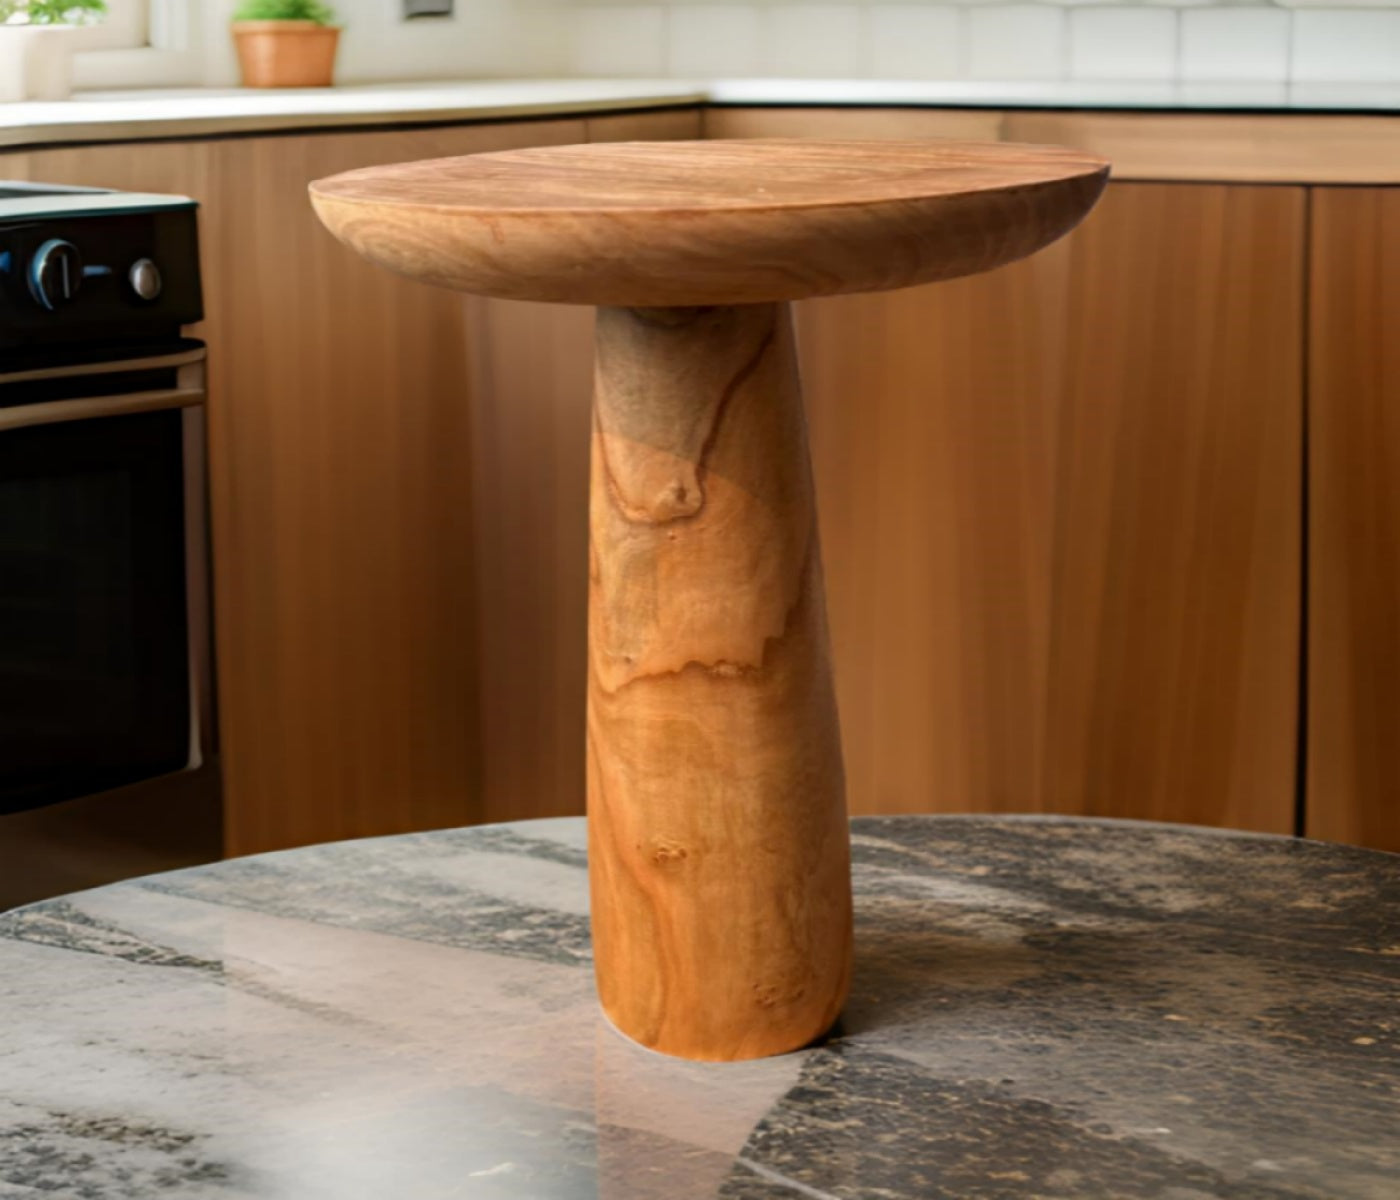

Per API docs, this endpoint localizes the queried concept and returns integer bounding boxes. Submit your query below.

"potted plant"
[0,0,106,102]
[231,0,340,89]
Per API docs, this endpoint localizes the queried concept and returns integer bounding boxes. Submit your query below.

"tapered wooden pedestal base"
[586,303,853,1061]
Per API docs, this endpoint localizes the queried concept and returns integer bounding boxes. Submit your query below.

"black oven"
[0,344,209,813]
[0,185,219,906]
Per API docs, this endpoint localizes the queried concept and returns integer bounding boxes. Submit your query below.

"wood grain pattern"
[585,108,705,144]
[796,233,1072,819]
[1307,188,1400,853]
[802,182,1303,831]
[463,296,595,826]
[463,117,709,829]
[6,112,720,857]
[310,139,1107,306]
[311,139,1113,1057]
[202,125,522,854]
[454,182,1304,838]
[702,106,1005,143]
[3,115,1327,861]
[7,101,1400,184]
[6,121,590,855]
[1004,112,1400,185]
[586,304,850,1060]
[710,107,1400,185]
[1041,183,1303,830]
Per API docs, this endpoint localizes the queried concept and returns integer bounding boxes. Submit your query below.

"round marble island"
[1,815,1396,1199]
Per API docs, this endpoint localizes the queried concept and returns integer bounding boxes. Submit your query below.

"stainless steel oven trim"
[181,376,213,776]
[0,351,213,782]
[0,347,208,434]
[0,347,206,385]
[0,386,205,433]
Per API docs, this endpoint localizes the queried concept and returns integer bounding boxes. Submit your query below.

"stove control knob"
[129,257,162,302]
[28,239,83,311]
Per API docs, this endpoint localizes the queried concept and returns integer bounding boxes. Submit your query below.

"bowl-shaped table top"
[309,139,1109,307]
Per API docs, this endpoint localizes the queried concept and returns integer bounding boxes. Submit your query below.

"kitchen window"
[71,0,205,90]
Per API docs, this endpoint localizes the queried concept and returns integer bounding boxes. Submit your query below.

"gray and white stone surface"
[1,815,1396,1199]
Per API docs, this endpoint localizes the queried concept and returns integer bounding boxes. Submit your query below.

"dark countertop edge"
[709,98,1400,118]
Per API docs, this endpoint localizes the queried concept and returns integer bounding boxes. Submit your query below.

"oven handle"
[0,384,205,434]
[0,346,205,386]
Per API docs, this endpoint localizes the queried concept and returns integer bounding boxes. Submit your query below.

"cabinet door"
[204,126,571,855]
[1308,188,1400,852]
[14,124,590,855]
[13,112,703,855]
[802,182,1305,831]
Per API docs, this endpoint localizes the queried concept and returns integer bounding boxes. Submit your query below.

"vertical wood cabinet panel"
[8,113,704,854]
[798,240,1072,816]
[205,122,596,854]
[802,183,1304,831]
[463,298,594,823]
[201,126,552,855]
[1307,188,1400,852]
[2,120,1313,848]
[587,109,704,142]
[1043,184,1303,831]
[11,121,593,854]
[703,106,1004,142]
[1002,113,1400,185]
[458,181,1305,835]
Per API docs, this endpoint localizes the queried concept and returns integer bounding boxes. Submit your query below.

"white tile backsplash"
[1292,9,1400,82]
[1070,8,1176,81]
[669,6,766,76]
[548,0,1400,90]
[868,6,962,79]
[966,6,1067,80]
[767,5,867,77]
[571,5,668,76]
[1181,8,1291,82]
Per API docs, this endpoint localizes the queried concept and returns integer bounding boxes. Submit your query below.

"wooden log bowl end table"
[310,140,1110,1062]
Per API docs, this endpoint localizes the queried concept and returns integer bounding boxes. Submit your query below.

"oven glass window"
[0,409,191,814]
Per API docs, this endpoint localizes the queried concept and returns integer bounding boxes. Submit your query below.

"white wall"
[198,0,571,84]
[76,0,1400,88]
[562,1,1400,86]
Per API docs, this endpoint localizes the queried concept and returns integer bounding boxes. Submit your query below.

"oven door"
[0,343,210,816]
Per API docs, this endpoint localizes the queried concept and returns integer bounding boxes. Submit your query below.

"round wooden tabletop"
[310,139,1109,307]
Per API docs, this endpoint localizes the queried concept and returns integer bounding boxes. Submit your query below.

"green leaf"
[230,0,336,24]
[7,0,107,24]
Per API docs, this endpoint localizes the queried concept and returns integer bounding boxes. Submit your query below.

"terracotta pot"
[231,21,340,89]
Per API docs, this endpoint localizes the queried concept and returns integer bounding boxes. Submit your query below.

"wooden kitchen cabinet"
[3,111,700,856]
[1,110,1337,850]
[9,127,569,854]
[462,296,594,826]
[803,182,1305,830]
[463,182,1306,835]
[1307,188,1400,853]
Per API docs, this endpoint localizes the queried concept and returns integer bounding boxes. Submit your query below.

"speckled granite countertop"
[1,815,1397,1199]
